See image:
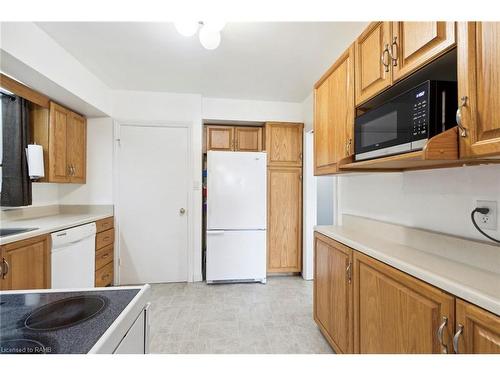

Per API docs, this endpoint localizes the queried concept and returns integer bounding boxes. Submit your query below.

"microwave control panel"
[412,97,428,138]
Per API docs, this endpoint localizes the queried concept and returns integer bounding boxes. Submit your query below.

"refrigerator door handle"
[207,231,225,235]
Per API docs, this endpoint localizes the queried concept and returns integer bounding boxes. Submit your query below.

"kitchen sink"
[0,228,38,237]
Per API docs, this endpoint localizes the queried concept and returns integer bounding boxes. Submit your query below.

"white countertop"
[1,208,113,245]
[315,215,500,316]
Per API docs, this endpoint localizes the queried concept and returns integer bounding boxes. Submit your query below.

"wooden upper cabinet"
[355,22,392,105]
[68,112,87,183]
[265,122,303,167]
[455,299,500,354]
[457,22,500,158]
[0,235,51,291]
[206,126,234,151]
[234,126,262,151]
[353,252,455,354]
[267,167,302,273]
[314,44,355,175]
[391,22,456,81]
[34,101,87,183]
[49,102,71,183]
[314,233,353,353]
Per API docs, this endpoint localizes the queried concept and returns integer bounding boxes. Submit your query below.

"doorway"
[116,124,190,284]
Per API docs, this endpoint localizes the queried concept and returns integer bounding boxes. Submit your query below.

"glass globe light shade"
[199,26,221,50]
[174,21,199,37]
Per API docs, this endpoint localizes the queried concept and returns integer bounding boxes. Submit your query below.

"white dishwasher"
[51,223,97,289]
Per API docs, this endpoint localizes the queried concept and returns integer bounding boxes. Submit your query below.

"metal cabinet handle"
[2,258,9,279]
[381,44,391,73]
[346,262,352,283]
[179,208,186,215]
[456,96,468,137]
[346,138,352,156]
[437,316,449,353]
[390,36,398,66]
[453,324,464,354]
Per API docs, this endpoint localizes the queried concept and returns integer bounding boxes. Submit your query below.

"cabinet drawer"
[96,217,114,233]
[95,244,113,270]
[95,262,113,287]
[96,228,114,250]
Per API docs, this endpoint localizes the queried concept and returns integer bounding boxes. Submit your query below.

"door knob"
[179,208,186,215]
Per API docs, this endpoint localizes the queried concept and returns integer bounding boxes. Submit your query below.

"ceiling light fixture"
[174,21,225,50]
[174,21,199,37]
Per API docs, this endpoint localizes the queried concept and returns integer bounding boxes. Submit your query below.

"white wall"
[112,90,203,282]
[338,165,500,242]
[317,177,334,225]
[31,183,60,206]
[202,97,303,122]
[302,92,316,280]
[113,90,202,123]
[58,117,114,205]
[302,92,314,132]
[302,131,316,280]
[0,22,112,116]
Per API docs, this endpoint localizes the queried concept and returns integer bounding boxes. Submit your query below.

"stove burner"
[24,296,106,331]
[0,338,47,354]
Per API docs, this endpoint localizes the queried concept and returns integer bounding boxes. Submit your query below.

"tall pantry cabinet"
[265,122,303,273]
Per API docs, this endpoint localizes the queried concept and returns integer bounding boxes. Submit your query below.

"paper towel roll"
[25,144,45,180]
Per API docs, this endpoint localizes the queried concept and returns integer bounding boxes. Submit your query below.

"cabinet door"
[68,112,87,183]
[206,126,234,151]
[234,127,262,151]
[314,45,355,175]
[458,22,500,158]
[454,299,500,354]
[0,235,51,290]
[48,102,70,182]
[392,22,455,81]
[267,167,302,273]
[353,252,455,353]
[314,233,353,353]
[355,22,392,105]
[265,122,303,167]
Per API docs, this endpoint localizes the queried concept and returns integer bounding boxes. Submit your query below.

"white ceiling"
[36,22,367,102]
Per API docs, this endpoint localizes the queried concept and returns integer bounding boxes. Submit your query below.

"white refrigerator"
[206,151,267,284]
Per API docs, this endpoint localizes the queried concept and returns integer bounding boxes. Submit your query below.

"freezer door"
[206,230,266,282]
[207,151,267,230]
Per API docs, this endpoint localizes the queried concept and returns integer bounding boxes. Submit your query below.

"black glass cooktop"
[0,289,139,354]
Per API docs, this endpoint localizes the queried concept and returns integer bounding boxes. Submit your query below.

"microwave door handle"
[442,90,446,132]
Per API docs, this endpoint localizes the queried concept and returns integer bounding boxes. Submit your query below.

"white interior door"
[117,124,189,284]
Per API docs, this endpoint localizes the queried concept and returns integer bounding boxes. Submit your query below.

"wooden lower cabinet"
[455,299,500,354]
[0,235,51,290]
[353,252,455,353]
[313,233,353,353]
[267,167,302,273]
[95,217,114,287]
[95,261,114,288]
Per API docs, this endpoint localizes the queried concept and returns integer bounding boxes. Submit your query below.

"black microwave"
[354,80,457,161]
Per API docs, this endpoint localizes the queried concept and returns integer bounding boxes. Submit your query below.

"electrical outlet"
[475,200,498,230]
